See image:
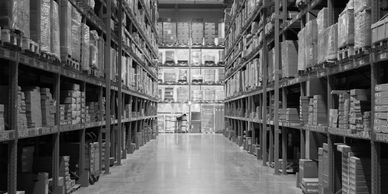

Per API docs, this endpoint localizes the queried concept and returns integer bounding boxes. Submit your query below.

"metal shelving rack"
[224,0,387,193]
[157,19,225,133]
[0,0,159,193]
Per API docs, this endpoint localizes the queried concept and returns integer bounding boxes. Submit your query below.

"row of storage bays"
[157,19,225,46]
[0,62,157,133]
[224,119,388,194]
[158,85,225,103]
[0,118,158,194]
[157,104,224,133]
[0,0,159,80]
[224,0,388,99]
[158,49,225,66]
[158,68,225,84]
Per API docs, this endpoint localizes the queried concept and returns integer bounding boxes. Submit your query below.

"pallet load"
[60,84,82,125]
[297,28,306,71]
[329,109,339,128]
[51,0,60,59]
[192,21,204,45]
[30,0,51,53]
[204,22,216,46]
[332,90,350,129]
[305,19,318,68]
[337,1,355,59]
[318,144,329,194]
[176,49,189,65]
[281,40,298,78]
[349,89,370,134]
[354,9,371,52]
[203,89,215,102]
[40,88,55,127]
[317,8,329,64]
[60,156,76,194]
[178,69,188,83]
[162,21,176,45]
[374,83,388,133]
[285,108,300,124]
[308,95,327,126]
[325,24,338,62]
[177,22,189,45]
[176,87,189,102]
[0,0,30,38]
[81,23,90,71]
[24,87,42,128]
[299,159,318,193]
[203,69,215,84]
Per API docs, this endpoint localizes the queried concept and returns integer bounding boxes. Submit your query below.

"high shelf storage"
[157,15,225,133]
[0,0,159,193]
[223,0,388,193]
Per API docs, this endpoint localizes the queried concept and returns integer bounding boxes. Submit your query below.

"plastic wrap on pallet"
[317,8,329,36]
[60,0,72,61]
[298,28,305,71]
[338,8,355,48]
[97,37,105,77]
[30,0,51,52]
[0,0,30,38]
[318,28,328,64]
[354,0,370,13]
[89,31,98,69]
[71,7,81,61]
[81,23,90,71]
[281,41,298,78]
[305,19,318,67]
[354,10,371,49]
[326,24,338,61]
[51,1,60,59]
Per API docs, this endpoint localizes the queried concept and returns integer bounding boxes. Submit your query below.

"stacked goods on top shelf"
[281,41,298,78]
[177,22,190,45]
[0,0,30,38]
[30,0,51,53]
[338,1,355,49]
[0,104,4,131]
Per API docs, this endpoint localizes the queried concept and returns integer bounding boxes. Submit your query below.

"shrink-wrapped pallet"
[97,36,105,77]
[354,0,370,13]
[60,0,72,61]
[354,10,371,48]
[30,0,51,52]
[0,0,30,38]
[281,41,298,77]
[326,24,338,61]
[89,31,98,69]
[305,19,318,67]
[338,8,355,48]
[318,28,328,64]
[71,7,82,61]
[81,23,90,71]
[298,28,306,71]
[51,1,60,59]
[317,8,329,36]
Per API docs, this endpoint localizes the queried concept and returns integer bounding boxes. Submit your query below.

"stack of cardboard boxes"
[17,87,28,130]
[285,108,300,124]
[375,83,388,133]
[60,84,83,125]
[24,87,42,128]
[40,88,56,127]
[349,89,370,134]
[162,21,176,45]
[60,156,75,193]
[85,102,100,123]
[301,96,310,124]
[308,95,327,126]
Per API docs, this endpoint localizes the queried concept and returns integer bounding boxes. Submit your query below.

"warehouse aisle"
[77,134,301,194]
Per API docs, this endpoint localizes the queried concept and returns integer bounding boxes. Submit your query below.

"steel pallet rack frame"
[224,0,388,193]
[0,0,159,194]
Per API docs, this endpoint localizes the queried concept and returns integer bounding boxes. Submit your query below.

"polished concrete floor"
[77,134,302,194]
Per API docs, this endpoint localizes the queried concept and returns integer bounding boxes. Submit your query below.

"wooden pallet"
[338,45,355,61]
[354,46,370,57]
[64,55,80,71]
[22,38,40,56]
[372,38,388,50]
[1,29,22,50]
